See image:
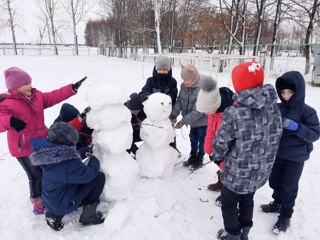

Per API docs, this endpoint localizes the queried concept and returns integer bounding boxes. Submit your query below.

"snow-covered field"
[0,55,319,240]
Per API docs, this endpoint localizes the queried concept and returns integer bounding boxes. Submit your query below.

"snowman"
[136,93,178,178]
[85,83,139,201]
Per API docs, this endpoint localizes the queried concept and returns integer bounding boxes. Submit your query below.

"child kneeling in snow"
[30,122,105,231]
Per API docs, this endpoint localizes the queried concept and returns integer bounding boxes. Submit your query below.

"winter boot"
[217,229,241,240]
[30,196,46,215]
[207,170,222,191]
[240,227,251,240]
[261,201,281,213]
[79,201,105,226]
[45,212,64,231]
[192,153,204,169]
[183,151,197,167]
[272,216,290,234]
[215,194,222,207]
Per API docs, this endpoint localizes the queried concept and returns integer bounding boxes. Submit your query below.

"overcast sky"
[0,0,99,44]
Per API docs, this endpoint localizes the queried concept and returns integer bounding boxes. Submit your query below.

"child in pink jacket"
[0,67,85,214]
[196,76,234,206]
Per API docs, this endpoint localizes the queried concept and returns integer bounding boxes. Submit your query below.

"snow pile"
[86,83,139,201]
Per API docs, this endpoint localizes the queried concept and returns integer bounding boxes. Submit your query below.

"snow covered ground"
[0,55,319,240]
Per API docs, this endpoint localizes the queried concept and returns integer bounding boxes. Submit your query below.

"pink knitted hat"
[4,67,32,90]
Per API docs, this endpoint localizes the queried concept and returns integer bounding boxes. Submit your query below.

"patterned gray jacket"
[212,84,283,194]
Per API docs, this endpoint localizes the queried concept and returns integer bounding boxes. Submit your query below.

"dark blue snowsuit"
[29,138,105,216]
[271,71,320,218]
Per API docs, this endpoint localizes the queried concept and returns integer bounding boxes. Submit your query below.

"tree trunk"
[6,0,18,55]
[72,11,79,55]
[240,1,247,55]
[253,0,266,56]
[154,0,162,54]
[304,0,318,74]
[270,0,282,69]
[50,15,58,55]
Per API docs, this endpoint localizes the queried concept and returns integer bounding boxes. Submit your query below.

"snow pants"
[269,157,305,218]
[189,126,207,156]
[221,186,255,235]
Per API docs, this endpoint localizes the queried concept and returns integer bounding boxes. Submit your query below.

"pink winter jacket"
[204,112,224,154]
[204,112,224,170]
[0,84,75,157]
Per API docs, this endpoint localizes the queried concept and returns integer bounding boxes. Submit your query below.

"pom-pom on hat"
[196,75,221,114]
[231,62,264,92]
[155,56,171,71]
[181,64,200,83]
[4,67,32,90]
[59,103,80,122]
[48,122,79,146]
[125,92,143,110]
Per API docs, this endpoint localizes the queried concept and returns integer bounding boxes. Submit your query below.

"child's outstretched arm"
[42,76,87,109]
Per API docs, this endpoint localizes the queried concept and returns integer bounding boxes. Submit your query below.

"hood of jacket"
[29,138,80,166]
[233,84,278,110]
[216,87,234,113]
[275,71,305,109]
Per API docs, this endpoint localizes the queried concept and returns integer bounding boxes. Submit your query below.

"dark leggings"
[17,156,42,198]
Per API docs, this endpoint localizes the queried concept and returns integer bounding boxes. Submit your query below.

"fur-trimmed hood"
[30,138,80,166]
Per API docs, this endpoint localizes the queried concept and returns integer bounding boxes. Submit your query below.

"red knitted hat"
[231,62,264,93]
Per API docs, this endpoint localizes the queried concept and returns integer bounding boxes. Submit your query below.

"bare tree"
[219,0,242,54]
[303,0,320,74]
[37,0,60,55]
[0,0,18,55]
[174,0,206,49]
[286,0,320,74]
[62,0,93,55]
[252,0,267,56]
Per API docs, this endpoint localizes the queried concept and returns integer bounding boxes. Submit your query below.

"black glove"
[79,106,91,119]
[72,76,87,92]
[10,116,27,132]
[85,145,93,157]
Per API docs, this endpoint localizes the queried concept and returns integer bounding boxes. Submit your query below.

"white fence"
[0,45,99,56]
[141,53,270,86]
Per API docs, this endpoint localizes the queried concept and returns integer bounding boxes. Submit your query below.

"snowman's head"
[143,93,172,121]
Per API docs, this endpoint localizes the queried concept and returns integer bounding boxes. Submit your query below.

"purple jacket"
[0,84,75,157]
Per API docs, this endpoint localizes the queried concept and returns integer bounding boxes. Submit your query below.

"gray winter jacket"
[171,80,207,127]
[212,84,283,194]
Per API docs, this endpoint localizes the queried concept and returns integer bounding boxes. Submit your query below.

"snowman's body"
[136,93,178,178]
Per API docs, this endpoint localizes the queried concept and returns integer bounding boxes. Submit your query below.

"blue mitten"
[283,118,299,131]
